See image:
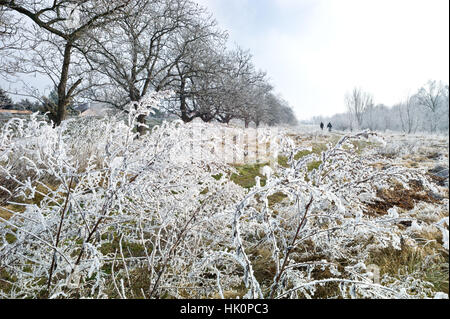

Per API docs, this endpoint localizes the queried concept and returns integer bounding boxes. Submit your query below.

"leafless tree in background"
[416,80,446,133]
[397,95,420,134]
[223,48,268,127]
[209,47,260,125]
[85,0,226,134]
[0,5,26,79]
[0,6,16,51]
[345,87,374,129]
[163,13,227,124]
[2,0,298,129]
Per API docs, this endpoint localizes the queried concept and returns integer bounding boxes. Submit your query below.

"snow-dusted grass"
[0,94,448,299]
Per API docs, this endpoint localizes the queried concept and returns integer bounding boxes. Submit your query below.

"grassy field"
[0,120,448,299]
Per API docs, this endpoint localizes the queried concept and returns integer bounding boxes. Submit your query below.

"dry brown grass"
[0,204,23,220]
[365,179,441,217]
[250,246,277,288]
[0,180,63,221]
[368,220,449,295]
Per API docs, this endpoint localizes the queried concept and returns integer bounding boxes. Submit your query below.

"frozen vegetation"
[1,0,448,301]
[0,92,448,299]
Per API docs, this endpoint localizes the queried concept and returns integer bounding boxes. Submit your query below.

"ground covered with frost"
[0,95,448,299]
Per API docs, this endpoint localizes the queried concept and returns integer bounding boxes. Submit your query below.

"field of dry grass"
[0,118,448,299]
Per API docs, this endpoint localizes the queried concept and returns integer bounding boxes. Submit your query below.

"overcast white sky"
[196,0,449,120]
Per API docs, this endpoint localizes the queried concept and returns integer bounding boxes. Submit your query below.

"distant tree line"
[0,0,298,133]
[0,86,76,113]
[311,80,449,134]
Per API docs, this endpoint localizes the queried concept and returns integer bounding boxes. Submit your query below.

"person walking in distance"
[320,122,324,131]
[327,122,332,132]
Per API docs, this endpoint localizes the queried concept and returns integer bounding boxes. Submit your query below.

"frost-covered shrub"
[0,92,245,298]
[0,94,447,299]
[209,130,448,299]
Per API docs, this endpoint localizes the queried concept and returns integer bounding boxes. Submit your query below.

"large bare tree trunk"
[130,87,147,137]
[136,114,147,136]
[55,42,73,126]
[179,78,195,123]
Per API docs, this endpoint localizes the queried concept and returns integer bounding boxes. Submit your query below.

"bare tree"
[219,48,268,127]
[416,80,446,133]
[85,0,226,134]
[441,84,449,131]
[345,87,374,129]
[397,95,420,134]
[363,103,376,130]
[160,7,227,125]
[0,6,16,48]
[0,5,26,79]
[0,0,130,125]
[204,47,297,128]
[210,47,257,125]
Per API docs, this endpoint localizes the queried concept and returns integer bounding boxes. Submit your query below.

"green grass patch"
[293,143,328,161]
[294,150,312,160]
[231,163,269,189]
[307,160,322,172]
[351,140,375,154]
[311,143,328,155]
[278,156,289,168]
[278,153,322,173]
[100,237,149,258]
[5,233,16,244]
[267,192,288,207]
